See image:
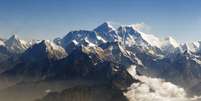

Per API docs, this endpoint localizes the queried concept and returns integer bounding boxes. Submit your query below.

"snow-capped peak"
[94,22,116,31]
[0,38,5,46]
[162,36,179,48]
[23,40,67,60]
[5,35,29,53]
[118,25,183,55]
[6,35,18,42]
[40,40,66,52]
[94,22,118,42]
[61,30,105,49]
[181,41,201,53]
[40,40,68,59]
[157,36,181,54]
[5,34,27,45]
[58,22,185,55]
[118,25,161,49]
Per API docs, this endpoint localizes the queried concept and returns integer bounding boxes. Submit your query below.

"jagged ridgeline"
[0,22,201,101]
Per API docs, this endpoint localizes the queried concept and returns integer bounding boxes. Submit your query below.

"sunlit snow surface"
[0,40,4,46]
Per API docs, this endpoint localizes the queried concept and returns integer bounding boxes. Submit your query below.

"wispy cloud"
[132,22,151,33]
[132,23,145,30]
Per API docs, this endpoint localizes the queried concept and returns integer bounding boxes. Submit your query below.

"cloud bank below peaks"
[124,65,201,101]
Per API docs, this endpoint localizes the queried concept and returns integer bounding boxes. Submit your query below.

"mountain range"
[0,22,201,101]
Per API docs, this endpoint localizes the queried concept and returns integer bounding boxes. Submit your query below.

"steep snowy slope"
[159,36,180,54]
[60,30,105,50]
[22,40,67,61]
[94,22,118,42]
[5,35,29,54]
[181,42,201,53]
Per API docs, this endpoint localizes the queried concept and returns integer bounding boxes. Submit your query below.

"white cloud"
[131,22,152,34]
[124,65,201,101]
[132,23,145,31]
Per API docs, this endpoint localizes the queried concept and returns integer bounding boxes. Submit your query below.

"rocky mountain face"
[0,22,201,101]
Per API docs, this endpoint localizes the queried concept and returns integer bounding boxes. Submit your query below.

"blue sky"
[0,0,201,42]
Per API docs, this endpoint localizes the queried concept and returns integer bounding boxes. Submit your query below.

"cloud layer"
[125,65,201,101]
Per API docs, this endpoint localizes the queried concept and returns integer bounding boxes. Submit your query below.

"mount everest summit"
[0,22,201,101]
